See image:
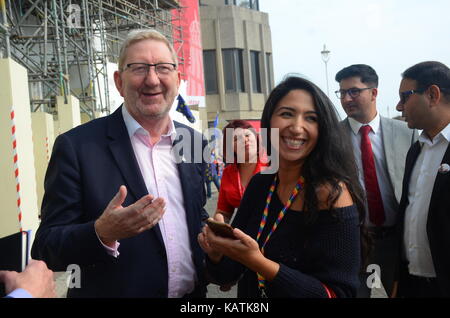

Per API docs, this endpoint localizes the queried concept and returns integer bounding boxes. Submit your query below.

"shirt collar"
[348,112,381,135]
[121,105,177,142]
[419,122,450,146]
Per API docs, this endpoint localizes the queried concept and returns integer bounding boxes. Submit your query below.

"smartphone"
[206,218,235,239]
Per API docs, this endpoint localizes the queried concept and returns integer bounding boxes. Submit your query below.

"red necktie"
[360,125,385,226]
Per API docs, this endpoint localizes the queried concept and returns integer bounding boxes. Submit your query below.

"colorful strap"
[256,174,304,293]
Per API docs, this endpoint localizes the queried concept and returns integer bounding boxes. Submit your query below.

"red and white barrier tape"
[10,108,23,232]
[45,137,49,161]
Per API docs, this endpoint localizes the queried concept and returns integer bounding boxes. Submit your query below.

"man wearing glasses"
[32,29,209,297]
[335,64,417,298]
[396,61,450,297]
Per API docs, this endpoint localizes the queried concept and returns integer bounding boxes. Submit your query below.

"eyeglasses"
[124,62,176,77]
[335,87,374,99]
[399,89,423,104]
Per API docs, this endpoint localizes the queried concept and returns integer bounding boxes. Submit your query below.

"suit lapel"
[400,141,422,210]
[340,118,353,146]
[107,107,148,201]
[380,117,397,189]
[398,141,421,250]
[341,118,351,134]
[173,122,204,239]
[106,106,165,246]
[177,161,197,235]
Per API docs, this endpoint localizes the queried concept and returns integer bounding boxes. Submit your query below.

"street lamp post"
[321,44,331,97]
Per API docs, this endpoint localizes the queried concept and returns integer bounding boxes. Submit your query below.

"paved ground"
[54,186,385,298]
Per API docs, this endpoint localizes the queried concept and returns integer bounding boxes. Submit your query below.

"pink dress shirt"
[97,106,197,298]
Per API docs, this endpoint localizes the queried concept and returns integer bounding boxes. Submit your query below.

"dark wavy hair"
[222,120,260,163]
[261,75,370,265]
[335,64,379,88]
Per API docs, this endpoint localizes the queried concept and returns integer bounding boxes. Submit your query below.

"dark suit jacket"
[398,141,450,296]
[31,106,209,297]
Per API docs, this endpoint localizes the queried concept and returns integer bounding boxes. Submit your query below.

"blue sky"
[259,0,450,119]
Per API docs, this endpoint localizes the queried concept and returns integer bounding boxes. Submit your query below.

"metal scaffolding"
[0,0,182,118]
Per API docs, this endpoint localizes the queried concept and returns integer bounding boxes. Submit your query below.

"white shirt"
[348,113,398,227]
[404,123,450,277]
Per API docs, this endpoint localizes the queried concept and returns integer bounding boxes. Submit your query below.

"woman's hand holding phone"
[205,218,235,239]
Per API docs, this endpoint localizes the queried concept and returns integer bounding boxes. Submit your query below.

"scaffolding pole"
[0,0,183,119]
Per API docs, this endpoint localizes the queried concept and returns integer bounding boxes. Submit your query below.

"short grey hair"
[118,29,178,71]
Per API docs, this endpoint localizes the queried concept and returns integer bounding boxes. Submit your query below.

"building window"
[203,50,218,94]
[250,51,261,93]
[225,0,259,11]
[266,53,272,92]
[222,49,245,93]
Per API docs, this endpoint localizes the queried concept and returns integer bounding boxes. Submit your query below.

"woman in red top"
[216,120,265,223]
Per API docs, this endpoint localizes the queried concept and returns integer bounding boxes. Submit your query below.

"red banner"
[172,0,205,107]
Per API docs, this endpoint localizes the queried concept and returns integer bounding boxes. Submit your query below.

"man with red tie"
[335,64,417,297]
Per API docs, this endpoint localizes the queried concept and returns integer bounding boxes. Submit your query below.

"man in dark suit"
[396,61,450,297]
[31,29,209,297]
[335,64,417,297]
